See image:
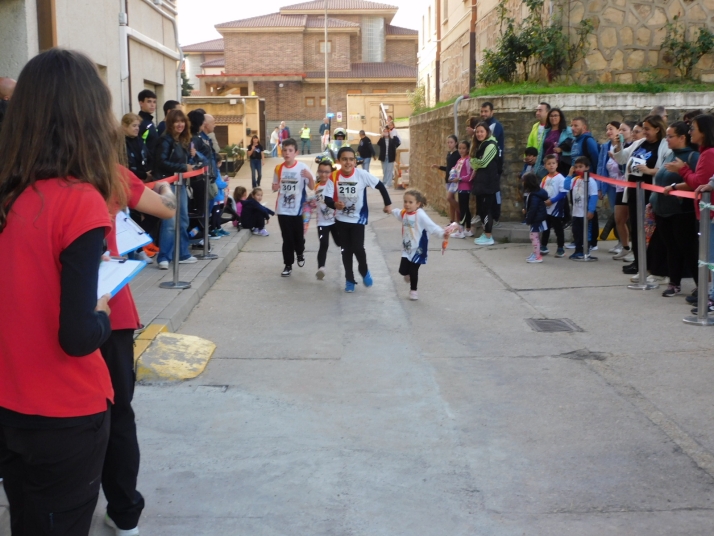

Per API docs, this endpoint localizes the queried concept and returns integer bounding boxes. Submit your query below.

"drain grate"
[527,318,583,333]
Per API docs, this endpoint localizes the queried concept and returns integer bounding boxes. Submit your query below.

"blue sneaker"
[362,271,373,287]
[555,248,565,258]
[569,252,584,260]
[540,247,549,255]
[345,280,356,292]
[218,229,230,237]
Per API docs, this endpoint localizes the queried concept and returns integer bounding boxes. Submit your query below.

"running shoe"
[316,267,326,280]
[345,280,356,292]
[590,245,598,251]
[409,290,419,300]
[622,262,638,274]
[297,255,306,268]
[463,229,474,237]
[450,231,465,239]
[662,285,681,297]
[686,289,699,304]
[527,253,543,263]
[218,229,230,237]
[474,235,495,246]
[565,242,576,249]
[691,301,714,314]
[179,256,197,264]
[540,247,549,255]
[608,242,623,254]
[135,250,153,264]
[158,261,169,270]
[281,265,292,277]
[105,514,139,536]
[362,271,373,287]
[256,229,269,236]
[613,248,632,260]
[555,248,565,258]
[569,252,584,260]
[621,252,635,263]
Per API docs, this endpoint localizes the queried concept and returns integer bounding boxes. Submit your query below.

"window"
[421,16,425,47]
[443,0,449,22]
[305,97,315,107]
[372,89,387,94]
[347,89,362,95]
[428,6,431,40]
[462,43,470,71]
[319,41,332,54]
[320,97,327,106]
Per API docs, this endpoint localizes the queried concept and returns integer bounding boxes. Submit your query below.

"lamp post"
[324,0,330,134]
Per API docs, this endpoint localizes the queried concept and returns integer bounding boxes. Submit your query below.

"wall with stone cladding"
[386,40,418,68]
[303,33,351,72]
[409,92,714,221]
[350,34,363,63]
[440,33,472,100]
[224,33,304,73]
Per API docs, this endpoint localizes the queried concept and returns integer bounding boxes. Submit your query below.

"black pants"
[0,411,110,536]
[476,193,497,234]
[541,214,565,248]
[210,202,225,231]
[572,216,586,254]
[493,190,502,222]
[458,191,471,228]
[655,213,699,287]
[317,225,340,268]
[336,221,368,283]
[100,329,144,530]
[627,186,652,264]
[589,209,599,247]
[278,215,304,266]
[399,257,421,290]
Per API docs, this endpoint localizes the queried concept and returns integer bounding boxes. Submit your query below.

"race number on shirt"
[338,181,359,217]
[280,179,299,210]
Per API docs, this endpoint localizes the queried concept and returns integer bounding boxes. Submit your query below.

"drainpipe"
[453,95,466,136]
[143,0,183,102]
[119,0,130,114]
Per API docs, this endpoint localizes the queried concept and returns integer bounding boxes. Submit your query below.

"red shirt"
[108,169,147,330]
[0,179,114,417]
[680,146,714,220]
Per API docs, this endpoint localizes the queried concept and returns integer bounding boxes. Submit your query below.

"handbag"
[208,178,219,199]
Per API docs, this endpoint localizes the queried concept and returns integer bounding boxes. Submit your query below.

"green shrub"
[662,15,714,80]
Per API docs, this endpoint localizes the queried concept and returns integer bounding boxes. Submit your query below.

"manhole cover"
[527,318,583,333]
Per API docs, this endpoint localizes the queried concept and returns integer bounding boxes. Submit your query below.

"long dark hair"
[187,110,205,136]
[548,107,568,132]
[166,109,191,148]
[469,121,492,158]
[692,114,714,150]
[0,48,124,232]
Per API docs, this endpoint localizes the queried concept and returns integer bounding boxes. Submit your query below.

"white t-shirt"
[391,208,444,264]
[569,176,598,218]
[273,161,311,216]
[322,168,380,225]
[270,131,280,145]
[540,173,566,215]
[314,180,336,227]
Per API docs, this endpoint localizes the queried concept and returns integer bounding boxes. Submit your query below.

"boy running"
[314,159,340,280]
[323,146,392,292]
[272,138,315,276]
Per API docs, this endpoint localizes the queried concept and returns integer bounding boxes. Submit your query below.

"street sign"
[327,113,335,118]
[336,112,343,122]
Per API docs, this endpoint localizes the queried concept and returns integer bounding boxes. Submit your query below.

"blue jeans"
[250,159,262,188]
[158,184,191,263]
[381,160,395,188]
[362,158,371,173]
[301,139,311,154]
[271,143,277,157]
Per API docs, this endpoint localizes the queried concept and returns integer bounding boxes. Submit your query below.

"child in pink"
[450,140,474,239]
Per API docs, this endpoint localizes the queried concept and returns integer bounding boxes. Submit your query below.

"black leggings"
[627,186,652,264]
[317,224,340,268]
[476,193,497,234]
[541,214,565,248]
[399,257,421,290]
[458,191,471,228]
[655,212,699,287]
[336,221,368,283]
[278,215,305,266]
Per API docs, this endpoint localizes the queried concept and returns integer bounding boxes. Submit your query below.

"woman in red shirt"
[0,49,126,535]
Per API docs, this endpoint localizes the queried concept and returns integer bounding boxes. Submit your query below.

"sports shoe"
[691,301,714,314]
[281,265,292,277]
[471,215,481,225]
[158,260,169,270]
[630,273,641,283]
[621,252,635,263]
[218,229,230,237]
[613,247,632,260]
[297,255,306,268]
[179,256,197,264]
[345,280,356,292]
[662,284,681,297]
[686,289,699,304]
[316,267,326,280]
[403,275,411,283]
[474,235,495,246]
[209,230,221,239]
[565,242,576,249]
[622,262,638,275]
[527,253,543,263]
[589,245,598,251]
[362,271,373,287]
[648,275,669,284]
[555,248,565,258]
[569,252,584,260]
[104,514,139,536]
[540,247,549,255]
[409,290,419,300]
[450,230,465,239]
[463,229,474,237]
[256,229,269,236]
[135,250,153,264]
[608,242,623,254]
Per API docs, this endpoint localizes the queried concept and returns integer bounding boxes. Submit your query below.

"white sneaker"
[104,514,140,536]
[565,243,576,249]
[622,252,635,263]
[648,275,669,284]
[463,229,474,237]
[590,245,598,251]
[316,267,325,280]
[135,250,153,264]
[630,273,640,283]
[409,290,419,300]
[613,248,632,260]
[179,256,198,264]
[471,216,481,225]
[608,242,623,254]
[450,231,465,239]
[158,261,169,270]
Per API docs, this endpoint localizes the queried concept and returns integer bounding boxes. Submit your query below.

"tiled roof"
[305,62,417,79]
[182,38,224,53]
[214,115,244,124]
[306,16,360,28]
[386,24,417,36]
[201,58,225,68]
[217,13,307,29]
[281,0,397,11]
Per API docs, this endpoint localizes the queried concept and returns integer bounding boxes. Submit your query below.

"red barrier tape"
[144,166,208,189]
[590,173,697,200]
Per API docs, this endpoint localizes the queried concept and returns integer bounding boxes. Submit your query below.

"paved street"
[4,156,714,535]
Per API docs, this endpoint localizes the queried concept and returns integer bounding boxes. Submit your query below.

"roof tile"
[281,0,397,11]
[182,38,224,53]
[217,13,306,29]
[386,24,417,36]
[201,58,225,68]
[306,16,360,28]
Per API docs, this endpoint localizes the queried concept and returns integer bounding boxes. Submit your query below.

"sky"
[177,0,429,46]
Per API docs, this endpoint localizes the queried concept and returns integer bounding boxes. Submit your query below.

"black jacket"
[190,134,211,172]
[439,150,460,184]
[357,137,375,159]
[525,188,549,226]
[153,134,190,179]
[125,136,151,181]
[139,111,159,155]
[242,197,275,228]
[471,139,501,195]
[377,135,400,163]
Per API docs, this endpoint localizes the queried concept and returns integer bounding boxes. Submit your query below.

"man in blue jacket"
[570,117,600,249]
[480,102,504,225]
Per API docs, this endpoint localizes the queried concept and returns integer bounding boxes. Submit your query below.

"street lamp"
[324,0,330,135]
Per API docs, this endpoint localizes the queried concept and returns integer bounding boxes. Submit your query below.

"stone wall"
[440,33,472,99]
[409,92,714,221]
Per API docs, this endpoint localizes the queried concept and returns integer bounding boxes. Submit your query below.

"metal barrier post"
[160,173,191,290]
[628,181,658,290]
[196,167,218,261]
[684,191,714,325]
[574,171,597,262]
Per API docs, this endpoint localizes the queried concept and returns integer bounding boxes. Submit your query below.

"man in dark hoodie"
[137,89,159,155]
[480,102,505,225]
[570,116,600,249]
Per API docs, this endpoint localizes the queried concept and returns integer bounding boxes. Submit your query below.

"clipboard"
[97,259,147,299]
[116,212,152,256]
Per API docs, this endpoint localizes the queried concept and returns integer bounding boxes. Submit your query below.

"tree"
[663,15,714,80]
[181,71,194,97]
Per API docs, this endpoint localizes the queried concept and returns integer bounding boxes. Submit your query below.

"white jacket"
[611,138,671,171]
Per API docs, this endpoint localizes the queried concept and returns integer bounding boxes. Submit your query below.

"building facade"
[182,0,418,144]
[0,0,181,118]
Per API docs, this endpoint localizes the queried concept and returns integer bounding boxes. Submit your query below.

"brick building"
[182,0,418,144]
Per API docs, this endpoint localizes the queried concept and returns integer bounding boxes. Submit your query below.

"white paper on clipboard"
[115,212,152,256]
[627,157,646,177]
[97,259,147,299]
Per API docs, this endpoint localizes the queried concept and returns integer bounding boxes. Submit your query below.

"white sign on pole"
[336,112,343,122]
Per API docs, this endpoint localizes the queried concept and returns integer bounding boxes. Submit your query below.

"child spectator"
[272,138,315,276]
[391,189,450,300]
[242,187,274,236]
[226,186,247,228]
[523,173,549,263]
[209,173,230,238]
[539,154,567,257]
[450,140,474,238]
[564,156,599,260]
[521,147,538,177]
[314,159,340,280]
